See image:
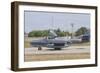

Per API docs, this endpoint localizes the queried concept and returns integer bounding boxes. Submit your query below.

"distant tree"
[55,28,71,37]
[28,29,72,37]
[41,30,49,37]
[28,30,49,37]
[56,28,61,32]
[65,31,70,36]
[28,31,41,37]
[75,27,89,36]
[56,28,61,36]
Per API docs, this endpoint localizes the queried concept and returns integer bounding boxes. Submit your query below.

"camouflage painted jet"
[30,30,82,50]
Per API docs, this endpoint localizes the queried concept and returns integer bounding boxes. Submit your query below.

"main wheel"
[38,47,42,50]
[54,48,61,50]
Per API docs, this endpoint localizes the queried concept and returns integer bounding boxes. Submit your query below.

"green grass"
[24,41,31,48]
[25,53,90,62]
[71,42,90,46]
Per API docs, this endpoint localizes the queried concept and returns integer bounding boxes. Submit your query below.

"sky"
[24,11,90,33]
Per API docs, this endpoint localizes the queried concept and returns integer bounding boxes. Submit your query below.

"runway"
[24,45,90,61]
[25,46,90,55]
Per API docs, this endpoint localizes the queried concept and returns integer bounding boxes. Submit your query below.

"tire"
[38,47,42,50]
[54,48,61,50]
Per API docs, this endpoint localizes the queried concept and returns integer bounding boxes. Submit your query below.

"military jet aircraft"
[30,30,82,50]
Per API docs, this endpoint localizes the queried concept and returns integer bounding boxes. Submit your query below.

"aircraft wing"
[70,38,82,43]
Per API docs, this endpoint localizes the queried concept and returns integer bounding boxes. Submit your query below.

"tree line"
[26,27,89,37]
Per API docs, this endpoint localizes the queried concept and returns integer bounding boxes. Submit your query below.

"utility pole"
[51,16,54,30]
[71,23,74,39]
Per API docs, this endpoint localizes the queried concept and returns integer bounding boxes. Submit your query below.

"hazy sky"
[24,11,90,33]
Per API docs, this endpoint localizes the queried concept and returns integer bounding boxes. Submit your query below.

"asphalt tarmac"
[25,45,90,55]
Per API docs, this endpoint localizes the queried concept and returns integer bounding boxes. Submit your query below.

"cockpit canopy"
[48,30,57,39]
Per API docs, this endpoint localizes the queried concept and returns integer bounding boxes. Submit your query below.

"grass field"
[25,53,90,62]
[24,37,43,48]
[24,41,31,48]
